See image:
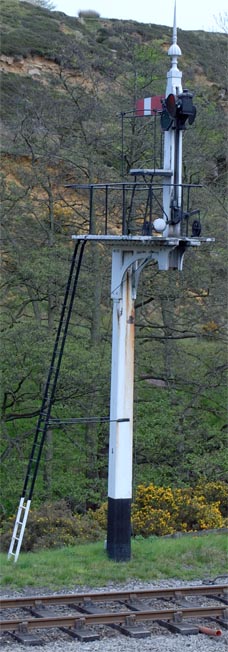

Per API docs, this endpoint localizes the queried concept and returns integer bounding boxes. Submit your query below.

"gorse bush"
[195,481,228,518]
[131,482,226,536]
[88,501,108,529]
[89,481,227,537]
[1,482,227,551]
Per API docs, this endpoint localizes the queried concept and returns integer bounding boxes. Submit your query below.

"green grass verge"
[1,534,227,590]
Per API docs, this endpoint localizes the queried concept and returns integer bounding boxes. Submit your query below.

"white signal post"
[106,2,200,561]
[107,4,184,561]
[107,254,135,560]
[163,2,182,237]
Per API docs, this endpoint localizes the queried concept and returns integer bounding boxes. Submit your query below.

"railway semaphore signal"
[8,1,213,562]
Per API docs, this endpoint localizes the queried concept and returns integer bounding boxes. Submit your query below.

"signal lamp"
[161,89,196,131]
[176,90,197,128]
[160,108,173,131]
[166,93,176,118]
[153,218,166,232]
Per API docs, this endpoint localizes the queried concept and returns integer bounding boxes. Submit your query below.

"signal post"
[106,3,203,561]
[107,254,135,560]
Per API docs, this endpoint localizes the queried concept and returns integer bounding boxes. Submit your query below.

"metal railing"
[66,181,202,237]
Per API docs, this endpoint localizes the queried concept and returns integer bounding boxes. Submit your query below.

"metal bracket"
[111,245,186,301]
[111,251,153,300]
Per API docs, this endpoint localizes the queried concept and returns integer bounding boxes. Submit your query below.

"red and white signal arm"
[136,95,164,116]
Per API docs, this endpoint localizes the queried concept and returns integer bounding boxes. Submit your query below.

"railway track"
[1,584,227,645]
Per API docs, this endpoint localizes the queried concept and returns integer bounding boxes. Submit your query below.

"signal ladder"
[8,240,86,562]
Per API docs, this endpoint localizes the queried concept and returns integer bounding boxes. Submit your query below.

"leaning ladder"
[8,240,86,562]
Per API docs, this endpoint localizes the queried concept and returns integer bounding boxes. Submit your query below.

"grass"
[0,533,227,590]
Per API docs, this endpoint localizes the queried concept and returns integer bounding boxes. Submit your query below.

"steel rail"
[1,584,227,609]
[0,605,226,632]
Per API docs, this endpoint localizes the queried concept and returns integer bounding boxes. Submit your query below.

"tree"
[1,5,227,519]
[0,42,113,513]
[214,12,228,33]
[20,0,56,9]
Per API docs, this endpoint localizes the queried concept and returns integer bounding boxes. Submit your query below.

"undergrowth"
[1,481,227,552]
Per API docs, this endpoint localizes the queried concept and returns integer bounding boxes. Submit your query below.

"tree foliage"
[0,1,227,518]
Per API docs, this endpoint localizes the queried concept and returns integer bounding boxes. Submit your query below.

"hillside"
[0,0,227,519]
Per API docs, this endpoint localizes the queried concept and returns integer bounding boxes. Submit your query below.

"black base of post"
[107,497,131,561]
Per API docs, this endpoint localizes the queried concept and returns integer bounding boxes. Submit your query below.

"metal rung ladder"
[7,498,31,562]
[8,240,86,561]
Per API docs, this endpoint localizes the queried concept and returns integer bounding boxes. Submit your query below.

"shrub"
[131,482,226,537]
[195,481,228,518]
[1,481,227,551]
[134,484,178,513]
[172,487,202,531]
[196,502,224,530]
[132,507,175,536]
[0,500,105,552]
[88,501,107,529]
[92,482,227,538]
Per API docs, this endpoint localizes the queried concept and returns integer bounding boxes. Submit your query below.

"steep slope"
[1,0,227,515]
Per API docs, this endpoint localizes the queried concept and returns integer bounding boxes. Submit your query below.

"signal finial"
[168,1,182,59]
[166,1,182,96]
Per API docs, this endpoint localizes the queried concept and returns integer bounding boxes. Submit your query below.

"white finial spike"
[173,0,177,44]
[166,1,182,97]
[168,0,181,60]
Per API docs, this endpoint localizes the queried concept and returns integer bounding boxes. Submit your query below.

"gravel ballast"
[1,635,227,652]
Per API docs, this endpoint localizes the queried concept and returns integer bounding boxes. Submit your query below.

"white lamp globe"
[153,218,166,233]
